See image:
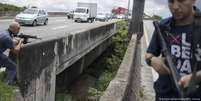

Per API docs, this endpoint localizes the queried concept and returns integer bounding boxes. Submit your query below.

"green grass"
[55,93,75,101]
[0,72,15,101]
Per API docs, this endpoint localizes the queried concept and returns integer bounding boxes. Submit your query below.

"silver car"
[15,8,48,26]
[96,13,109,22]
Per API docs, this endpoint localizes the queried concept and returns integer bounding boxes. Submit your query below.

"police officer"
[0,22,23,85]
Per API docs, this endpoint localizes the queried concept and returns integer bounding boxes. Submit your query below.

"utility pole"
[128,0,145,39]
[126,0,130,20]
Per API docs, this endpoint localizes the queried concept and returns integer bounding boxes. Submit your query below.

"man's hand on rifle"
[178,74,192,88]
[151,57,171,75]
[13,37,22,45]
[145,53,171,75]
[10,38,24,54]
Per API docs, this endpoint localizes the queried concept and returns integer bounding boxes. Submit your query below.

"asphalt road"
[0,17,117,42]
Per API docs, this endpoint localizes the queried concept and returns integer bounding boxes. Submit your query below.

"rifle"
[153,21,184,97]
[14,33,41,44]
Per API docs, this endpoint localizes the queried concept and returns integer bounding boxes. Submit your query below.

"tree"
[0,3,22,12]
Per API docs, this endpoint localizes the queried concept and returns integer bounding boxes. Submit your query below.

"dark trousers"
[0,53,16,84]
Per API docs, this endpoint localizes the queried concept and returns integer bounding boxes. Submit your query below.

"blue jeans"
[0,53,16,84]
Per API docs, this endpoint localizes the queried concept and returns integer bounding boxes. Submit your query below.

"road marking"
[143,23,149,46]
[52,25,70,30]
[0,19,14,22]
[143,22,159,82]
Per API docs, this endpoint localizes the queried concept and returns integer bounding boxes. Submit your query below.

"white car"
[15,8,48,26]
[96,13,109,22]
[116,14,125,19]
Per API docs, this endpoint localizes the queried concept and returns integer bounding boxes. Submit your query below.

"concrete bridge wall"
[16,22,117,101]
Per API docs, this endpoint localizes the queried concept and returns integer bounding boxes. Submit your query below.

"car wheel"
[90,19,94,23]
[44,19,48,25]
[32,20,37,26]
[87,19,90,23]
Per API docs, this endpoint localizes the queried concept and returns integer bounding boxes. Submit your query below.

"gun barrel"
[15,33,41,44]
[18,34,38,39]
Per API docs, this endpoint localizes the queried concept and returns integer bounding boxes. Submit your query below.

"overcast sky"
[0,0,200,18]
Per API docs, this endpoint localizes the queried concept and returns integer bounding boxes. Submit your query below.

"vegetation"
[86,21,129,100]
[55,21,129,101]
[0,72,15,101]
[0,3,24,12]
[56,93,75,101]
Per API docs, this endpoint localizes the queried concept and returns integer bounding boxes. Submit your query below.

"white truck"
[74,2,97,23]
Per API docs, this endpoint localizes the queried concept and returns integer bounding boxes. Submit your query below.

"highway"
[0,17,116,42]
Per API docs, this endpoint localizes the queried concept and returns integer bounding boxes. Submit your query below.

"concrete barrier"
[16,22,117,101]
[100,34,142,101]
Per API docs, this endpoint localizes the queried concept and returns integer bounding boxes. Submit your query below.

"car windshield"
[23,9,38,14]
[75,8,86,13]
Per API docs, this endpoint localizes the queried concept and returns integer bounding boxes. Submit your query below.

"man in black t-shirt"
[145,0,201,100]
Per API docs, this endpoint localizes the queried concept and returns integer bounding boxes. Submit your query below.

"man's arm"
[196,70,201,81]
[179,70,201,88]
[10,39,23,54]
[145,53,170,75]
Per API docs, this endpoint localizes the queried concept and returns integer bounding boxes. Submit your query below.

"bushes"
[0,3,23,12]
[86,21,129,100]
[55,93,75,101]
[0,3,25,17]
[55,21,129,101]
[0,75,15,101]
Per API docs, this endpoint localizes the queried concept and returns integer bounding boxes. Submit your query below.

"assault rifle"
[153,21,184,97]
[14,33,41,44]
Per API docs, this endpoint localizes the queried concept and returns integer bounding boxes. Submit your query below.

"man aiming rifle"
[0,21,40,85]
[0,22,23,85]
[145,0,201,100]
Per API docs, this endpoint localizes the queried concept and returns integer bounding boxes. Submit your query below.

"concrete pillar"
[128,0,145,39]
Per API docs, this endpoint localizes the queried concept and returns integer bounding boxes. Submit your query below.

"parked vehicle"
[66,11,74,19]
[96,13,109,22]
[116,14,126,19]
[15,8,48,26]
[106,13,113,20]
[74,2,97,23]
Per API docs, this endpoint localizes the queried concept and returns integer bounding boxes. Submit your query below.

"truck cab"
[73,2,97,23]
[74,7,90,22]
